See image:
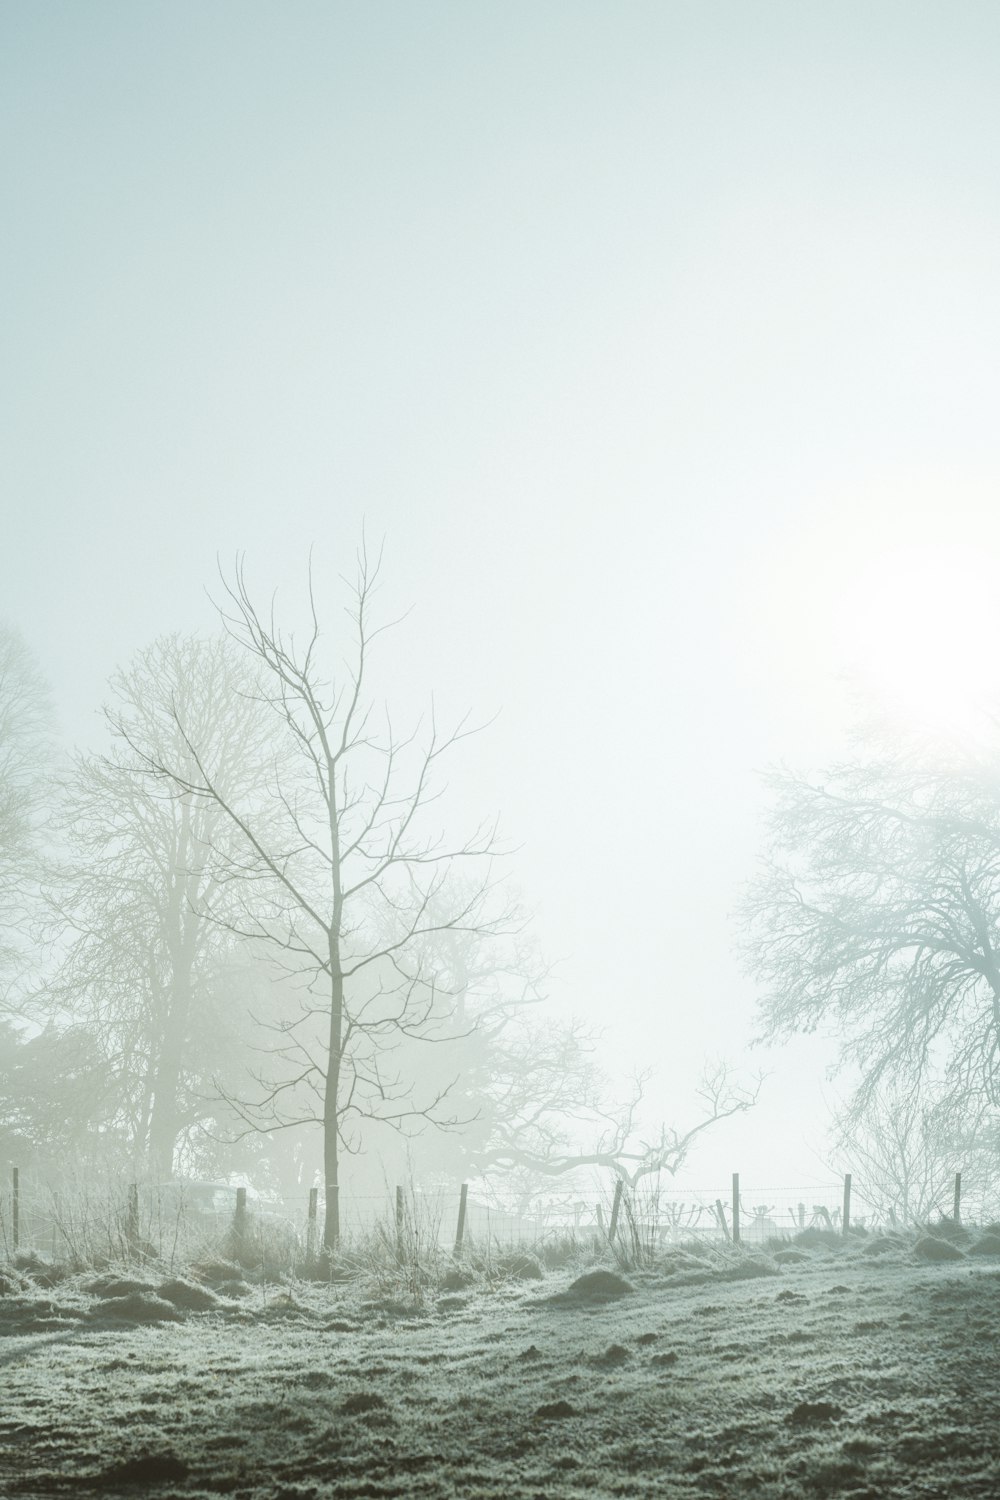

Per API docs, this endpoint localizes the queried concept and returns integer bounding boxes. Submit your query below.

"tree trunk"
[147,1123,176,1180]
[148,836,195,1182]
[147,1003,187,1180]
[323,966,344,1249]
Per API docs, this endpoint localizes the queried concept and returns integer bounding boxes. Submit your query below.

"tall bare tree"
[51,634,275,1177]
[132,549,512,1247]
[742,756,1000,1126]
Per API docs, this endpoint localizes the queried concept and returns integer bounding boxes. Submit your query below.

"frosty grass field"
[3,1227,1000,1499]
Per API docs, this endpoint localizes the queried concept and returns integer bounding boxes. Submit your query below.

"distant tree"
[0,625,51,1007]
[170,958,329,1192]
[828,1085,985,1226]
[470,1053,761,1195]
[360,913,761,1205]
[50,635,275,1178]
[742,756,1000,1128]
[128,548,514,1249]
[0,1018,118,1174]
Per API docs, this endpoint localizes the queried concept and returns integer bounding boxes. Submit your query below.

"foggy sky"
[5,0,1000,1185]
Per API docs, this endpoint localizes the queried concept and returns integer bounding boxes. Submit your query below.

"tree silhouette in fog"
[744,755,1000,1142]
[130,546,513,1249]
[50,635,275,1178]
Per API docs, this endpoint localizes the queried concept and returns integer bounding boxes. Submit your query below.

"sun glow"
[834,543,1000,747]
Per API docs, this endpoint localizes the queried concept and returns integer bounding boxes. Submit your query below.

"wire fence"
[2,1161,998,1270]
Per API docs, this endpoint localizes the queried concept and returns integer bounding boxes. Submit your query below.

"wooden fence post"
[454,1183,468,1257]
[731,1173,740,1246]
[608,1180,624,1243]
[307,1187,318,1264]
[12,1167,19,1253]
[797,1202,805,1230]
[715,1198,730,1241]
[953,1172,962,1225]
[842,1174,852,1238]
[395,1185,405,1259]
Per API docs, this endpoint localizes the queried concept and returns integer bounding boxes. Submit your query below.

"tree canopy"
[743,755,1000,1124]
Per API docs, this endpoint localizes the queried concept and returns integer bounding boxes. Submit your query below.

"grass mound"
[863,1237,902,1256]
[97,1291,183,1323]
[341,1391,389,1415]
[593,1342,631,1365]
[492,1252,544,1281]
[914,1236,965,1262]
[0,1295,90,1331]
[561,1269,634,1302]
[84,1274,158,1299]
[259,1292,310,1318]
[927,1217,970,1243]
[661,1250,714,1274]
[217,1278,254,1299]
[440,1267,475,1291]
[534,1399,577,1420]
[720,1255,775,1281]
[969,1234,1000,1256]
[13,1252,73,1287]
[793,1228,842,1250]
[157,1276,220,1311]
[190,1258,245,1285]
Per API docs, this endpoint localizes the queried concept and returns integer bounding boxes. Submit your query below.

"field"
[3,1230,1000,1499]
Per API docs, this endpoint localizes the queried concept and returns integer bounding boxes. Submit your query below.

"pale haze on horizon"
[5,0,1000,1190]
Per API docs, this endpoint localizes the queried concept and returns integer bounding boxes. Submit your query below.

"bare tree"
[50,635,275,1177]
[828,1086,979,1226]
[470,1054,761,1190]
[742,756,1000,1127]
[0,624,51,1007]
[343,898,761,1206]
[130,549,513,1248]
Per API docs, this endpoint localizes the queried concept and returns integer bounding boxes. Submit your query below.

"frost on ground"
[3,1236,1000,1498]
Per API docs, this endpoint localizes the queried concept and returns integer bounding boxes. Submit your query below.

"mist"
[4,4,1000,1497]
